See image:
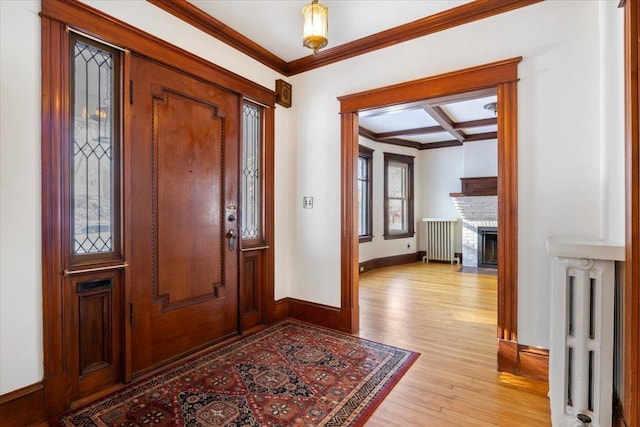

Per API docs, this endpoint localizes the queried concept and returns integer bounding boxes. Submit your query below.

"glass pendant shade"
[302,0,328,53]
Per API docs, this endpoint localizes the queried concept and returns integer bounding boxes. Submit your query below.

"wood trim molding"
[497,80,518,343]
[341,111,360,333]
[0,382,46,426]
[359,252,426,274]
[624,0,640,425]
[40,0,275,106]
[146,0,288,74]
[517,346,549,381]
[287,298,346,332]
[339,58,521,113]
[340,59,520,370]
[41,14,72,416]
[497,340,549,382]
[145,0,541,76]
[287,0,541,75]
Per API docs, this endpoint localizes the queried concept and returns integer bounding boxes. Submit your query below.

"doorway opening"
[338,58,521,371]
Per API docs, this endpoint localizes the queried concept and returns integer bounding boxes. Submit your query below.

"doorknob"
[227,229,237,251]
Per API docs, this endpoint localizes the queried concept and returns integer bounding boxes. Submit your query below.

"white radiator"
[422,218,457,264]
[549,240,619,427]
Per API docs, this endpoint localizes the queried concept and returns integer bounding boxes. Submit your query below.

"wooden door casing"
[40,2,276,416]
[128,55,240,376]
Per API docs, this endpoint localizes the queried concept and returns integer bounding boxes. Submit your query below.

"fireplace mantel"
[449,176,497,197]
[450,179,498,268]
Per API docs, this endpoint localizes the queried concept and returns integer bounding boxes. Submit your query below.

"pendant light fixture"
[302,0,328,54]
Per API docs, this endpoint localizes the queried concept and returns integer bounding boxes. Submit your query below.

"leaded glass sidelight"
[241,102,262,242]
[71,37,120,257]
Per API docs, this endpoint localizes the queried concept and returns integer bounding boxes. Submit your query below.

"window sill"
[383,232,414,240]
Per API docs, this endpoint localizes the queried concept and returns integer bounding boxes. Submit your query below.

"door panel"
[129,55,239,375]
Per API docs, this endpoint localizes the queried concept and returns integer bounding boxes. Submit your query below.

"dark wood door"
[128,55,240,375]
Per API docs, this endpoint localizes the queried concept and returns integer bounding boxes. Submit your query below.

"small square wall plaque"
[275,79,292,108]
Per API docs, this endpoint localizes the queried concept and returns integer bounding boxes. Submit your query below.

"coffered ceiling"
[359,91,498,149]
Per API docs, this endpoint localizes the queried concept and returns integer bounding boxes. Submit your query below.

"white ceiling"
[188,0,472,62]
[184,0,495,148]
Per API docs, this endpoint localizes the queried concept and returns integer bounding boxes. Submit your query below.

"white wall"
[600,2,625,243]
[0,0,43,395]
[0,0,625,394]
[359,138,497,262]
[289,1,623,349]
[358,137,420,263]
[419,146,464,254]
[0,0,293,394]
[464,139,497,178]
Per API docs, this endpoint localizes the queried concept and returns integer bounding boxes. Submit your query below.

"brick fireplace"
[450,177,498,269]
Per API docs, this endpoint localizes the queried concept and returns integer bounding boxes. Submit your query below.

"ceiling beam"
[423,105,466,142]
[360,126,493,151]
[372,118,498,140]
[465,132,499,141]
[359,127,423,150]
[376,126,444,139]
[420,140,463,150]
[454,118,497,129]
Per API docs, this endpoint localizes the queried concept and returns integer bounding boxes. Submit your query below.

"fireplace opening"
[478,226,498,269]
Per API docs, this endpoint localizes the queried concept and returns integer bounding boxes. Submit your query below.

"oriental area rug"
[50,320,419,427]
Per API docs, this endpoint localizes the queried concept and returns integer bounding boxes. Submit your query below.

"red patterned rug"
[50,320,419,426]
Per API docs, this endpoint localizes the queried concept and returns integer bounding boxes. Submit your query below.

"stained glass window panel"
[72,40,116,255]
[241,102,262,241]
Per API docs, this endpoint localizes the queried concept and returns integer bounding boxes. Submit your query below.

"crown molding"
[147,0,288,74]
[147,0,542,76]
[288,0,541,75]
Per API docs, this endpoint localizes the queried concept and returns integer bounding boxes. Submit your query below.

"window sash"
[358,146,373,241]
[383,153,414,239]
[70,35,121,261]
[241,101,263,245]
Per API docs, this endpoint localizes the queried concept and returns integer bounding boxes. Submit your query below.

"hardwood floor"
[358,262,551,426]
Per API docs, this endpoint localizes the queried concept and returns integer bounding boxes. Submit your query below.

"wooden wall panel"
[241,251,264,331]
[79,287,113,375]
[71,274,122,398]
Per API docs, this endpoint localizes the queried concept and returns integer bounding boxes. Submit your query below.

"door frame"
[623,1,640,425]
[337,58,522,371]
[40,0,275,414]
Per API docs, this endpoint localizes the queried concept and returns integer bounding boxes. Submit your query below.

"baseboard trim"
[271,298,290,323]
[288,298,347,331]
[498,338,518,374]
[517,345,549,381]
[0,381,46,426]
[498,339,549,382]
[359,251,425,273]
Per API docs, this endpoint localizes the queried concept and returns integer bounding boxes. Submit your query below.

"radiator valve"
[576,413,592,426]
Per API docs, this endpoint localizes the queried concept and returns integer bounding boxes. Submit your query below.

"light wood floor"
[357,262,551,426]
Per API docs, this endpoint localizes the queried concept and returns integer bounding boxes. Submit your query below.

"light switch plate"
[303,196,313,209]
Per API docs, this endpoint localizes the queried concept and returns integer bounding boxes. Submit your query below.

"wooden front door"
[128,55,240,375]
